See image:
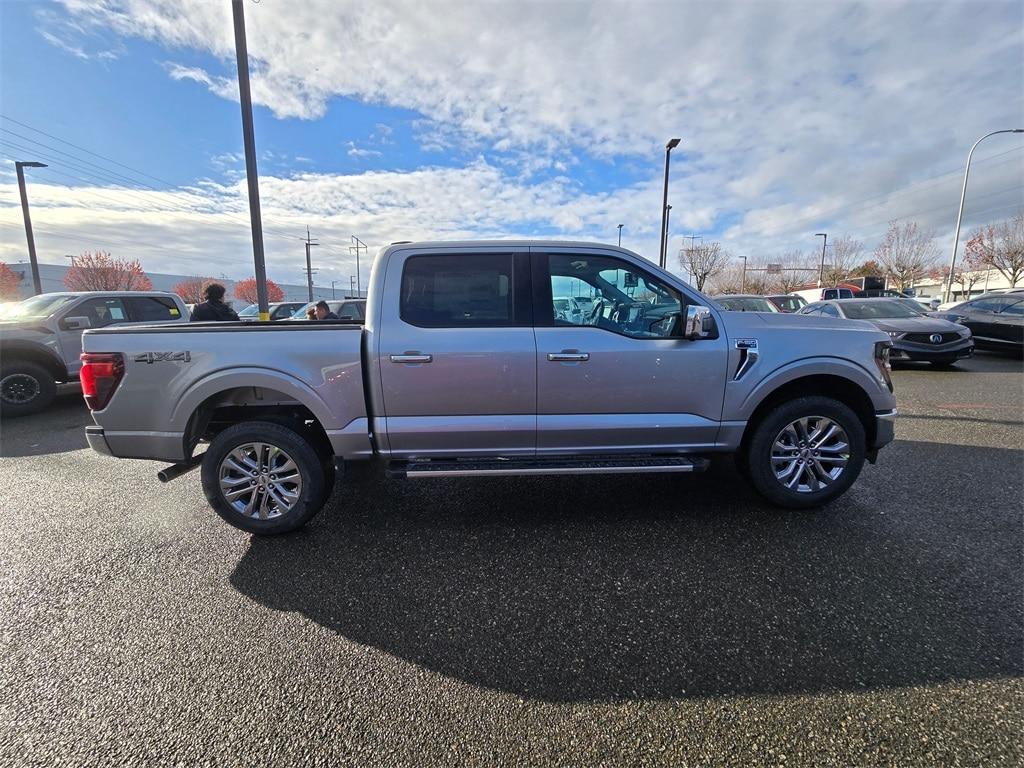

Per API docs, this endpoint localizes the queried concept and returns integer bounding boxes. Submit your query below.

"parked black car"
[799,298,974,367]
[932,293,1024,355]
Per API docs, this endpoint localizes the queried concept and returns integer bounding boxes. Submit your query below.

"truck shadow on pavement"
[0,390,90,457]
[230,439,1023,702]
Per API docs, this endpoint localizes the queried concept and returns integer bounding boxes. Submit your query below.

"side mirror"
[60,316,91,331]
[683,305,715,340]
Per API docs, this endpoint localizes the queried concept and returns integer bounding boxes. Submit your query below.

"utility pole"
[349,276,356,297]
[303,226,319,302]
[331,280,338,299]
[15,161,46,295]
[815,233,828,288]
[349,236,367,297]
[617,224,624,246]
[231,0,269,320]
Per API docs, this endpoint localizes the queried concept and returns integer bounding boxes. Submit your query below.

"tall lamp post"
[659,138,681,268]
[617,223,624,246]
[739,255,748,293]
[15,160,47,295]
[943,128,1024,303]
[815,233,828,287]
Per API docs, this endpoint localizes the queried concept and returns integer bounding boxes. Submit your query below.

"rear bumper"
[872,409,897,450]
[85,426,113,456]
[84,425,185,461]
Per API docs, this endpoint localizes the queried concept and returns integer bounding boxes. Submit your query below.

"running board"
[387,455,710,479]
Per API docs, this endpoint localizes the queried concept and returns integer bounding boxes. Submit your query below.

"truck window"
[126,296,182,322]
[546,254,683,339]
[70,297,128,328]
[401,254,518,327]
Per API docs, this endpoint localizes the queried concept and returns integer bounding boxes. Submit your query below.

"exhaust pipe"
[157,454,203,483]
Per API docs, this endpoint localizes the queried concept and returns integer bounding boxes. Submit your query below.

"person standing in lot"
[314,300,339,320]
[190,282,240,322]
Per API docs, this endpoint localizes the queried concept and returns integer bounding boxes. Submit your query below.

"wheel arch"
[739,373,878,454]
[0,340,68,382]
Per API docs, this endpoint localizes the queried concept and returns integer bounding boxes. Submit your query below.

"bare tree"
[874,221,939,291]
[678,241,730,292]
[971,213,1024,288]
[774,249,817,294]
[954,234,990,298]
[822,235,862,287]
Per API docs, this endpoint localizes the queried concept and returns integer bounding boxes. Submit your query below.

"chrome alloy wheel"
[0,373,41,405]
[770,416,850,493]
[218,442,303,520]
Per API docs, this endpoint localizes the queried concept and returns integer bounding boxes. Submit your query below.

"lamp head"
[666,138,681,150]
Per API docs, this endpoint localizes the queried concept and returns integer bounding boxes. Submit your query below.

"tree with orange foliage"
[234,277,284,304]
[64,251,153,291]
[173,277,214,304]
[0,262,21,300]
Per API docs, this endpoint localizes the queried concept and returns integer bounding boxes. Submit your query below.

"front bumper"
[872,409,897,450]
[890,338,974,362]
[85,425,113,456]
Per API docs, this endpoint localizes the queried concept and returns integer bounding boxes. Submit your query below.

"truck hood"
[0,320,52,336]
[719,310,884,338]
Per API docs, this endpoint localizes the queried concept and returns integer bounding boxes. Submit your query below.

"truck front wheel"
[201,420,328,535]
[743,396,866,509]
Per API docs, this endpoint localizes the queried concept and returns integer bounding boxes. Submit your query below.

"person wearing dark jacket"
[314,300,339,320]
[190,283,239,322]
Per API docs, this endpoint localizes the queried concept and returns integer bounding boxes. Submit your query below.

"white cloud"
[17,0,1024,276]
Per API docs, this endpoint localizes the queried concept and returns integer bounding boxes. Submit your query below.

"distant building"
[4,261,362,304]
[912,268,1019,302]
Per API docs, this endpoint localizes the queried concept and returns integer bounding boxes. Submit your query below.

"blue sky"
[0,0,1021,290]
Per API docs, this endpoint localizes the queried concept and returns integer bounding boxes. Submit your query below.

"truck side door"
[56,296,130,376]
[376,247,536,457]
[533,248,728,454]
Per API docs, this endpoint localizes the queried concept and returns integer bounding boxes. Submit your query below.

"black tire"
[0,360,57,417]
[743,396,866,509]
[200,420,327,535]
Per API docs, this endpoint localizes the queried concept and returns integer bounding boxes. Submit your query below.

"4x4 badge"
[134,351,191,364]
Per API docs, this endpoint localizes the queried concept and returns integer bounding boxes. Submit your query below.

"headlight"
[874,341,894,393]
[959,327,972,337]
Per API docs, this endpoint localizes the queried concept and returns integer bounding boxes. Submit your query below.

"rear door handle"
[547,352,589,362]
[390,354,433,364]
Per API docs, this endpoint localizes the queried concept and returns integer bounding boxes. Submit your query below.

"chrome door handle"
[390,354,433,364]
[547,352,589,362]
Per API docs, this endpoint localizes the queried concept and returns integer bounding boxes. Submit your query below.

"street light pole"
[350,236,367,297]
[617,223,624,246]
[15,161,47,295]
[664,205,672,266]
[231,0,270,321]
[739,255,747,293]
[659,138,681,268]
[943,128,1024,303]
[815,233,828,287]
[331,280,338,300]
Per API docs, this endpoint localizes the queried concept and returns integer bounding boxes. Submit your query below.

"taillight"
[80,352,125,411]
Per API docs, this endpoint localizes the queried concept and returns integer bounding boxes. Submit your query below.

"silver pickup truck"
[81,241,897,534]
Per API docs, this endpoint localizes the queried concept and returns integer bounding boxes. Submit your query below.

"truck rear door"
[376,247,536,457]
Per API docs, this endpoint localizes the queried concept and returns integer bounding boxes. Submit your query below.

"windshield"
[716,296,780,312]
[770,296,805,312]
[840,300,922,319]
[238,303,260,316]
[3,294,78,319]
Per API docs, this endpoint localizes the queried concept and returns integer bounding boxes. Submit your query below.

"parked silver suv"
[0,291,188,416]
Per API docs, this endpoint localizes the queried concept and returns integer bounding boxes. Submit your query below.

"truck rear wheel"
[743,396,866,509]
[0,361,57,417]
[201,420,327,535]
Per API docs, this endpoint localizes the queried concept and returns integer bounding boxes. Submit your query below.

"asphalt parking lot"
[1,354,1021,767]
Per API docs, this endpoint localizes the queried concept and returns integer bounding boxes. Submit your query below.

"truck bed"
[82,321,370,462]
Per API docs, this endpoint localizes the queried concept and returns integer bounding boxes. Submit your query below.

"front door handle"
[547,352,590,362]
[390,354,433,364]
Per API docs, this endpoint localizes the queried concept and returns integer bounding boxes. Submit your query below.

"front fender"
[733,355,893,420]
